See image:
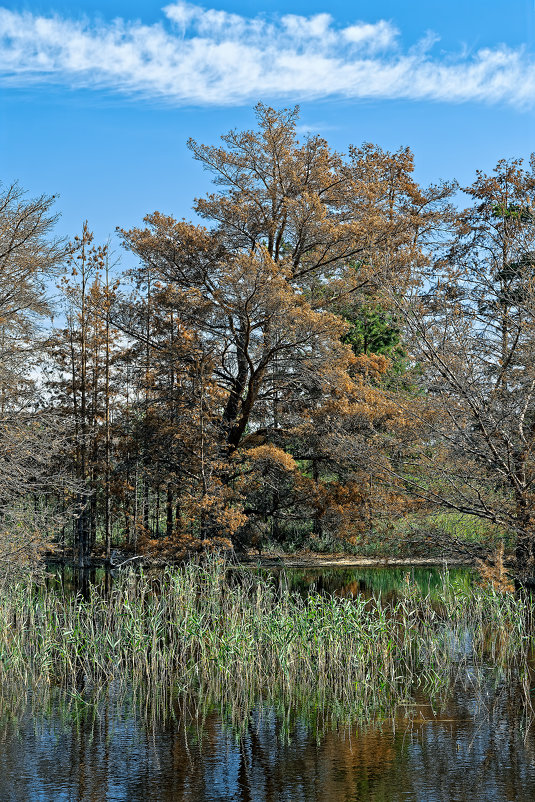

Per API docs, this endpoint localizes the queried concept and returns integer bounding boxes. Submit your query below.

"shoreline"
[44,551,474,570]
[237,553,472,568]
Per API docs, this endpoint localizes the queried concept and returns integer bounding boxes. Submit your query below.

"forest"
[3,103,535,583]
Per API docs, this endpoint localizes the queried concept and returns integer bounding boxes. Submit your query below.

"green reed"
[0,559,533,724]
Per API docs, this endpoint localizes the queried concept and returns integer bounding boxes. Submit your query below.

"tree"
[118,104,445,547]
[0,183,71,570]
[389,157,535,580]
[47,224,129,567]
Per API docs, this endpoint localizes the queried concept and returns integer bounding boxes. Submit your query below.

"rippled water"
[2,685,534,801]
[2,566,534,802]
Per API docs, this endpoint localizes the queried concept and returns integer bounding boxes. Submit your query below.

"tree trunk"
[143,474,150,535]
[166,483,174,538]
[515,532,535,586]
[312,459,322,538]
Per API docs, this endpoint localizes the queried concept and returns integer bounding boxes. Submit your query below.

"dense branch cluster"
[4,104,535,580]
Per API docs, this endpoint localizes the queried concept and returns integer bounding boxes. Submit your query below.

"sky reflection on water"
[2,565,534,802]
[2,682,535,802]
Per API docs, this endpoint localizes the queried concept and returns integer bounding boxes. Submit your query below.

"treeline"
[3,104,535,579]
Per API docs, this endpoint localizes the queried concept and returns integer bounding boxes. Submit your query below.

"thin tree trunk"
[312,459,322,537]
[101,256,112,563]
[166,483,174,538]
[155,484,160,538]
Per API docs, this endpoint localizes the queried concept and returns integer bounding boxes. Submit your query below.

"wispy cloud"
[0,2,533,107]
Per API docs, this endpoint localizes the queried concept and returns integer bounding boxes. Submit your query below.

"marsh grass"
[0,559,533,729]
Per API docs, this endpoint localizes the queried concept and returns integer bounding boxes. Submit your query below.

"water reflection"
[46,562,475,603]
[256,564,475,603]
[3,564,526,802]
[1,679,534,802]
[46,564,112,598]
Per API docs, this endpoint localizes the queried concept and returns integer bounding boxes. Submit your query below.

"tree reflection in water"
[2,564,531,801]
[1,677,535,802]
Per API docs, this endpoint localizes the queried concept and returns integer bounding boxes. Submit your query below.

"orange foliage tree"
[117,104,451,549]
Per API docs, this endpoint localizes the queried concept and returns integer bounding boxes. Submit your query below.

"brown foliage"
[476,543,515,594]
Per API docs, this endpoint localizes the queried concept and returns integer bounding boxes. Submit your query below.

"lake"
[1,565,534,801]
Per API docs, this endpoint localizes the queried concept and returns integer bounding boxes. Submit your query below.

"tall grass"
[0,560,533,726]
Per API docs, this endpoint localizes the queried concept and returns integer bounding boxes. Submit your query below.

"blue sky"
[1,0,534,250]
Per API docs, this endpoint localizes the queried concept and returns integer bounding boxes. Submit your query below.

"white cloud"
[0,2,533,108]
[342,20,398,51]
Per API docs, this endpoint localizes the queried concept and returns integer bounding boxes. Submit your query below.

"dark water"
[46,562,472,601]
[2,566,534,802]
[264,564,474,601]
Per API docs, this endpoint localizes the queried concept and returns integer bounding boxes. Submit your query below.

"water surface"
[2,565,532,802]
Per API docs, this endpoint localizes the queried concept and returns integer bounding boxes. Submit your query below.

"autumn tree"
[47,223,125,567]
[118,104,449,547]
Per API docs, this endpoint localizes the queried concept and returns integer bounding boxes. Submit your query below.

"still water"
[1,566,535,802]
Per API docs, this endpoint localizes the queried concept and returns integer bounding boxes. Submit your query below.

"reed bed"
[0,560,533,724]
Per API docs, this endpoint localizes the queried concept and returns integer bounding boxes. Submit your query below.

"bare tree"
[388,157,535,580]
[0,182,71,572]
